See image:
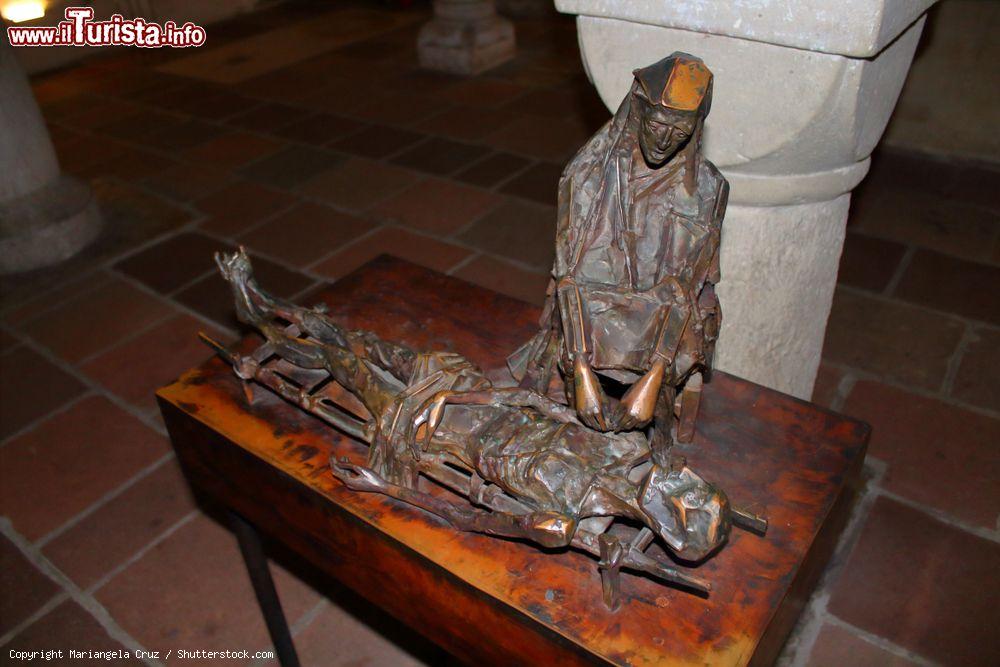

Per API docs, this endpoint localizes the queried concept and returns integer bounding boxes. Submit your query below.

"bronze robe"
[509,81,727,395]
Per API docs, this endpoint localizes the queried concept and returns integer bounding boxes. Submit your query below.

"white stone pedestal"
[418,0,516,75]
[556,0,935,398]
[1,40,100,274]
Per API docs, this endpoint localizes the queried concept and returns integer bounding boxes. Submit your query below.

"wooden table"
[157,256,868,667]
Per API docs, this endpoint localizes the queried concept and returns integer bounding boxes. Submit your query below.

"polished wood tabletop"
[157,255,868,666]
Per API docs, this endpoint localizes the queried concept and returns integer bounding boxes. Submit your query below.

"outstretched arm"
[332,461,577,548]
[407,387,581,450]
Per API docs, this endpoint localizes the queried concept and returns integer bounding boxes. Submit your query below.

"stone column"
[556,0,935,399]
[0,39,100,274]
[418,0,515,75]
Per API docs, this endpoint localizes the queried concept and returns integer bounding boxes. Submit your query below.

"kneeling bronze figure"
[203,250,765,610]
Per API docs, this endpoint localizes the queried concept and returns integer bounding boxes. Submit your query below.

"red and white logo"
[7,6,206,48]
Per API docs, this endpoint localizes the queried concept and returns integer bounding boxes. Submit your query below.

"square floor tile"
[439,78,528,108]
[483,113,593,162]
[271,112,368,145]
[225,102,313,133]
[81,314,225,413]
[390,137,490,176]
[238,202,373,267]
[457,199,556,271]
[182,131,284,170]
[3,600,141,663]
[142,162,234,203]
[19,277,174,363]
[238,145,346,190]
[827,497,1000,666]
[330,124,425,159]
[848,185,997,265]
[298,158,420,212]
[195,181,296,237]
[842,380,999,528]
[416,107,516,142]
[0,347,87,441]
[0,396,169,541]
[499,161,561,206]
[0,535,61,635]
[115,233,235,296]
[836,232,907,292]
[894,249,1000,325]
[349,91,444,127]
[952,326,1000,412]
[95,515,319,656]
[454,152,532,189]
[371,178,501,235]
[822,289,965,391]
[312,228,470,281]
[43,459,197,590]
[806,623,917,667]
[452,255,549,306]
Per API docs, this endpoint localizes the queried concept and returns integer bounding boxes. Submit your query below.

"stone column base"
[0,175,101,274]
[418,1,516,75]
[714,196,851,399]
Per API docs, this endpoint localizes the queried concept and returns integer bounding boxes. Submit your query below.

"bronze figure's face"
[638,466,732,561]
[637,102,698,167]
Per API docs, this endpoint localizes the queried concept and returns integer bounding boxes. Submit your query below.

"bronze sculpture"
[205,249,765,610]
[508,53,727,467]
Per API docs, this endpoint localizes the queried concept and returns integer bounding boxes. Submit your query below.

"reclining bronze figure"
[205,250,765,610]
[508,53,727,467]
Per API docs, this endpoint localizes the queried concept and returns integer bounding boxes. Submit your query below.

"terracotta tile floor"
[1,2,998,665]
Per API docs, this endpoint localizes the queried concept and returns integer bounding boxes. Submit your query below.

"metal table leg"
[231,512,301,667]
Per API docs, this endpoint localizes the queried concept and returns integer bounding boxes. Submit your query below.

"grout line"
[0,519,161,667]
[288,598,328,637]
[0,269,114,325]
[106,268,239,339]
[301,223,388,276]
[0,389,96,449]
[874,487,999,543]
[939,323,976,397]
[73,308,180,368]
[223,198,301,241]
[0,592,70,648]
[882,244,915,297]
[446,251,481,276]
[488,158,540,192]
[248,598,329,667]
[5,331,168,436]
[35,452,176,549]
[838,282,1000,333]
[849,224,1000,271]
[781,462,885,667]
[86,510,199,595]
[819,358,1000,421]
[823,615,940,666]
[828,372,856,413]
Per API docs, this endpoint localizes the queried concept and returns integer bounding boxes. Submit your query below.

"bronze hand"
[615,359,666,431]
[574,355,608,431]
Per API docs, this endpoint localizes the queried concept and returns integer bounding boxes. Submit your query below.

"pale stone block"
[418,0,516,75]
[555,0,933,57]
[572,16,924,206]
[715,197,850,400]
